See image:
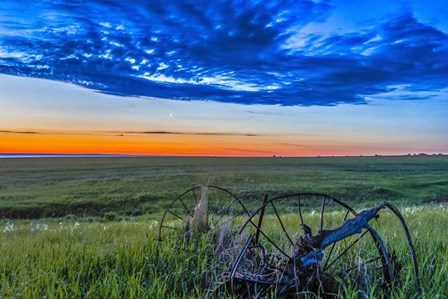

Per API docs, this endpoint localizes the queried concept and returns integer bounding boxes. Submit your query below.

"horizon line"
[0,153,446,159]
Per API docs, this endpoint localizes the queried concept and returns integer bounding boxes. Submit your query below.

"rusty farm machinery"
[159,185,420,298]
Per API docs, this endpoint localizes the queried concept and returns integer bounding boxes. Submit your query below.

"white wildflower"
[3,221,14,232]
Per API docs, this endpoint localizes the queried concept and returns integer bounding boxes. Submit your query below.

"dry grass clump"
[192,186,210,233]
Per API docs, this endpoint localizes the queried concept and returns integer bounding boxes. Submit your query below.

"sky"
[0,0,447,156]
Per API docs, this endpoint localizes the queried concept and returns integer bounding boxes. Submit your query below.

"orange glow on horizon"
[0,131,277,156]
[0,131,415,157]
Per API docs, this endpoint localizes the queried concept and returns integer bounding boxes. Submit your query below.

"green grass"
[0,155,447,218]
[0,156,447,297]
[0,205,446,298]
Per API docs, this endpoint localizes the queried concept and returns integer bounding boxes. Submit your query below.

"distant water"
[0,154,137,159]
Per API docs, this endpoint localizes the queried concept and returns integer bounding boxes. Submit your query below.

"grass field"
[0,155,447,218]
[0,205,446,298]
[0,156,447,298]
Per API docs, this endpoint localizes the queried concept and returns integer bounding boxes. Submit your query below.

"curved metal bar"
[254,194,269,245]
[365,223,393,285]
[298,195,304,226]
[230,234,255,295]
[207,185,253,217]
[383,202,421,287]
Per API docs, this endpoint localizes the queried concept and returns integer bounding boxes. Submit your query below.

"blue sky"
[0,0,447,155]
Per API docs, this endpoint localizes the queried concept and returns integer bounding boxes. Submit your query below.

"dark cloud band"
[0,130,258,137]
[118,131,259,137]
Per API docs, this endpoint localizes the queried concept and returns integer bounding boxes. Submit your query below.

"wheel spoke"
[211,198,237,226]
[214,190,225,213]
[342,256,381,274]
[341,209,351,224]
[297,195,304,226]
[271,201,294,246]
[254,194,269,245]
[161,225,180,230]
[216,210,246,227]
[192,188,198,202]
[324,229,369,271]
[209,190,226,225]
[178,197,193,217]
[247,218,291,259]
[320,197,326,232]
[167,210,188,223]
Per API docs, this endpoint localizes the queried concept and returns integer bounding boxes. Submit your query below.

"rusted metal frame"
[212,192,419,298]
[165,187,420,298]
[323,209,351,270]
[240,192,358,235]
[319,205,382,249]
[229,234,271,295]
[245,244,283,274]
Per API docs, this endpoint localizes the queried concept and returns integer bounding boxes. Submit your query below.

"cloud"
[118,131,259,137]
[223,148,274,154]
[0,2,447,106]
[0,129,258,137]
[0,130,38,134]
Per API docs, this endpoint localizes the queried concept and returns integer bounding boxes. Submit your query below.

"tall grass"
[0,204,446,298]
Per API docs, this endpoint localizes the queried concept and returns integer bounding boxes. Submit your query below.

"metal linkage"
[210,193,420,298]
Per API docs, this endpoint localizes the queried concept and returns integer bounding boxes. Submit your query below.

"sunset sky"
[1,0,447,156]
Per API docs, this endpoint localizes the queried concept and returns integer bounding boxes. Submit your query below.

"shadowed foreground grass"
[0,205,446,298]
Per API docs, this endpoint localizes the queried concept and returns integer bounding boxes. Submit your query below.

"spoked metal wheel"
[159,185,251,240]
[230,193,395,298]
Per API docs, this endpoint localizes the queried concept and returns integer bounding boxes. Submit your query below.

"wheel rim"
[159,185,251,240]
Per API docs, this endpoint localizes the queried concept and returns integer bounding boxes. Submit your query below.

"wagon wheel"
[231,193,395,297]
[158,185,251,240]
